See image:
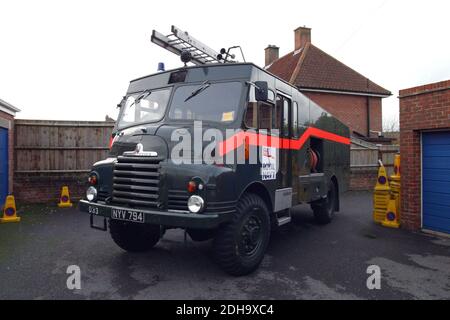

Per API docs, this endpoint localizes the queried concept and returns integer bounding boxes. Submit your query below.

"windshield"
[117,88,171,129]
[169,81,243,123]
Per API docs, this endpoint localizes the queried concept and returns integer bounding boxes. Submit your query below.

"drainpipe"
[366,78,370,137]
[366,96,370,137]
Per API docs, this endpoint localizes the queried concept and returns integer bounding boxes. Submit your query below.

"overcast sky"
[1,0,449,129]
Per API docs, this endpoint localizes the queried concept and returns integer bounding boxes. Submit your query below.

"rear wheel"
[213,193,271,276]
[109,220,161,252]
[311,180,337,225]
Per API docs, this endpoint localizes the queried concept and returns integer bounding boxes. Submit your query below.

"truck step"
[277,216,292,226]
[276,209,292,226]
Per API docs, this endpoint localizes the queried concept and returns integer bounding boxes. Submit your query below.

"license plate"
[88,206,99,215]
[111,208,145,223]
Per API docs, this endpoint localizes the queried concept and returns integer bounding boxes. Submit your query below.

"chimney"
[294,26,311,50]
[265,45,279,67]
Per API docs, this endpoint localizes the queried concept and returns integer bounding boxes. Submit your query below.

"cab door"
[276,94,292,189]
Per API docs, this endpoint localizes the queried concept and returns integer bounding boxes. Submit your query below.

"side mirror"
[117,96,126,108]
[255,81,268,101]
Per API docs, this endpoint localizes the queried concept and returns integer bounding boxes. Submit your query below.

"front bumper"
[78,200,231,229]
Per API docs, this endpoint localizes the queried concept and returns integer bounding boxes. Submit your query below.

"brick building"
[0,99,20,207]
[399,80,450,234]
[265,27,391,138]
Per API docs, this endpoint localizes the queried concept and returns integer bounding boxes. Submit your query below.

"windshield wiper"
[184,81,210,102]
[127,90,152,109]
[137,90,151,103]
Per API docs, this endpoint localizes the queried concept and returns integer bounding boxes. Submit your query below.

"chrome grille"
[112,155,162,208]
[97,190,109,202]
[168,190,189,211]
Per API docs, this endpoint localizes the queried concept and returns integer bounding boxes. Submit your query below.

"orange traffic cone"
[1,195,21,223]
[58,186,73,208]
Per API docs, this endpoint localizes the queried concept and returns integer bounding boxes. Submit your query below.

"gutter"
[0,99,21,116]
[298,87,391,98]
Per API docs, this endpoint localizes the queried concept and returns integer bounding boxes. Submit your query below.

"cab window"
[275,96,282,130]
[292,101,299,137]
[259,102,273,129]
[118,88,171,129]
[169,81,243,123]
[283,99,289,136]
[244,101,275,130]
[244,102,258,128]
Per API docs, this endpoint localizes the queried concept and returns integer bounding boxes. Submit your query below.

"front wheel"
[213,193,271,276]
[311,181,337,225]
[109,220,161,252]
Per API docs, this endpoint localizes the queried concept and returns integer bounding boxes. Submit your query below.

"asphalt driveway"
[1,191,449,299]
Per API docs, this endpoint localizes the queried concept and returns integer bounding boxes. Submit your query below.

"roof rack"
[151,25,236,65]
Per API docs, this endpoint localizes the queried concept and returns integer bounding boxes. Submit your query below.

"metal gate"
[0,127,8,206]
[422,131,450,234]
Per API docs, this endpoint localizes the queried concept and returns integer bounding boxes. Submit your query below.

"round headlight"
[188,195,204,213]
[86,186,97,202]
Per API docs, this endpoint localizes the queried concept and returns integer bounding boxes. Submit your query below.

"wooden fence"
[15,120,114,173]
[349,136,399,190]
[14,120,114,202]
[12,120,398,201]
[351,137,399,174]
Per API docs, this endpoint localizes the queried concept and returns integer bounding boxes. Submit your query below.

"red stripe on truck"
[218,127,350,157]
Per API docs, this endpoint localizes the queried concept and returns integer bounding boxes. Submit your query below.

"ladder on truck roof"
[151,25,236,65]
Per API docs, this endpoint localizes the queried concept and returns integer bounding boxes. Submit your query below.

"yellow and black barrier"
[382,198,400,228]
[382,154,401,228]
[1,195,21,223]
[373,160,391,223]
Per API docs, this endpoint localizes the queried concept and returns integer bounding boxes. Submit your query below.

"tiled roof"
[267,43,391,96]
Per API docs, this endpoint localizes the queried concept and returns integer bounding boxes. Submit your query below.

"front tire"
[213,193,271,276]
[109,220,161,252]
[311,180,337,225]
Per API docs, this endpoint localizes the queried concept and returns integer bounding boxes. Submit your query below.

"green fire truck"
[79,26,350,276]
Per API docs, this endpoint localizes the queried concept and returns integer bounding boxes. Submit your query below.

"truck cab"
[79,63,350,276]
